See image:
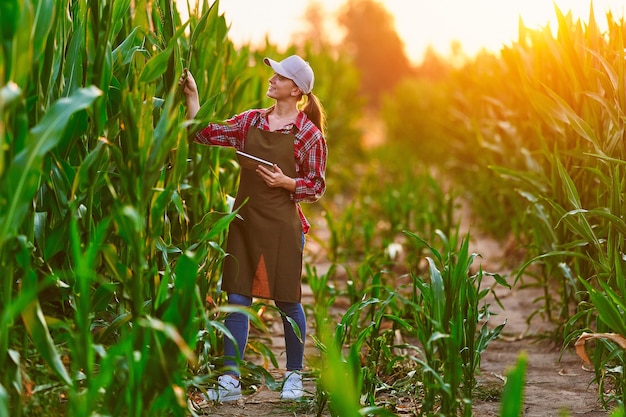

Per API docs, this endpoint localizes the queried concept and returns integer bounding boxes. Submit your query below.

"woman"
[179,55,327,404]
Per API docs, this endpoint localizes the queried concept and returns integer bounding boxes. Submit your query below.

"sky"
[210,0,625,64]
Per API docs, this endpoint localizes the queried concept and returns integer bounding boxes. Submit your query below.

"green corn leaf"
[586,48,619,92]
[7,2,33,86]
[247,339,280,369]
[404,230,442,264]
[489,272,511,289]
[284,316,303,342]
[204,210,239,241]
[32,0,54,62]
[0,82,22,177]
[139,21,188,83]
[500,352,527,417]
[42,222,69,261]
[0,86,102,246]
[90,283,116,313]
[163,254,200,342]
[154,254,174,309]
[426,257,445,327]
[580,279,626,336]
[550,200,601,249]
[94,310,132,344]
[112,26,143,67]
[188,1,216,62]
[476,321,507,353]
[381,314,412,331]
[110,0,131,40]
[72,138,108,196]
[63,2,86,95]
[554,157,582,209]
[562,208,626,236]
[21,298,72,386]
[150,184,176,233]
[358,406,399,416]
[0,0,20,42]
[140,317,197,365]
[544,86,600,149]
[216,305,266,332]
[514,250,590,283]
[139,44,175,83]
[112,204,143,253]
[598,280,626,319]
[413,355,451,395]
[1,274,54,334]
[0,383,8,417]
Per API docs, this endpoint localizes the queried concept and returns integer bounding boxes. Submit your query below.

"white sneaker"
[280,371,304,400]
[206,374,242,402]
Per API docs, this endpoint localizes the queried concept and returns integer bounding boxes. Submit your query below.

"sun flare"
[212,0,625,63]
[384,0,625,60]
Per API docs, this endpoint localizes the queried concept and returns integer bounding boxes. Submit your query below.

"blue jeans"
[223,293,306,376]
[223,234,307,376]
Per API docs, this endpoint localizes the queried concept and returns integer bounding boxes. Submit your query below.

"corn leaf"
[0,86,101,246]
[426,257,445,327]
[0,383,8,417]
[21,298,72,386]
[139,21,188,83]
[575,332,626,365]
[500,352,527,417]
[580,279,626,336]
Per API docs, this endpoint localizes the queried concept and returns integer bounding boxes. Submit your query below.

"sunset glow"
[213,0,625,63]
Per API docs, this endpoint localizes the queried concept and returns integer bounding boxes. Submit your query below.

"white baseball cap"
[263,55,314,94]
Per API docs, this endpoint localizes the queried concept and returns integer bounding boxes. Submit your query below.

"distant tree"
[415,46,452,80]
[338,0,414,106]
[293,1,330,52]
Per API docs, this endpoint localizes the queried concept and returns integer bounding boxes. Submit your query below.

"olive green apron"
[222,126,303,302]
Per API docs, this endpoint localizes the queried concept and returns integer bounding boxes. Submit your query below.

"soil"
[189,223,613,417]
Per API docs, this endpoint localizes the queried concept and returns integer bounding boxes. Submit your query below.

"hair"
[300,92,327,136]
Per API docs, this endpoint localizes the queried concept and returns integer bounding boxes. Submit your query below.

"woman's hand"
[178,69,200,118]
[256,164,296,192]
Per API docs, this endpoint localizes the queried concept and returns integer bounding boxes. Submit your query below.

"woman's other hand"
[256,164,296,192]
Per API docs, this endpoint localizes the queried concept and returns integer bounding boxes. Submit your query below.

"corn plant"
[307,224,508,416]
[314,305,400,417]
[569,279,626,408]
[403,230,508,416]
[303,262,338,342]
[499,352,527,417]
[0,0,274,414]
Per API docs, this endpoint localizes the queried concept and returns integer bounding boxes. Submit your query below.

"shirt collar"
[262,105,305,131]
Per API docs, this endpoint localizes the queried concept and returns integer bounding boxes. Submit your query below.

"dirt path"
[191,229,611,417]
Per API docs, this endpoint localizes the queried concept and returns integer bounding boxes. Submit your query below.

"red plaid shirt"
[194,107,327,233]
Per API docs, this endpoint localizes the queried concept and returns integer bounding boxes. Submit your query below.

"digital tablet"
[236,150,275,171]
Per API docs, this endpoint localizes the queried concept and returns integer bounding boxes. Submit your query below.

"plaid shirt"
[194,107,327,233]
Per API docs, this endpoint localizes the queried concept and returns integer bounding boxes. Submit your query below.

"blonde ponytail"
[301,92,326,136]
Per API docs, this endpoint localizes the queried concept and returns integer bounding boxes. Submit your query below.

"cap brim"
[264,57,287,78]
